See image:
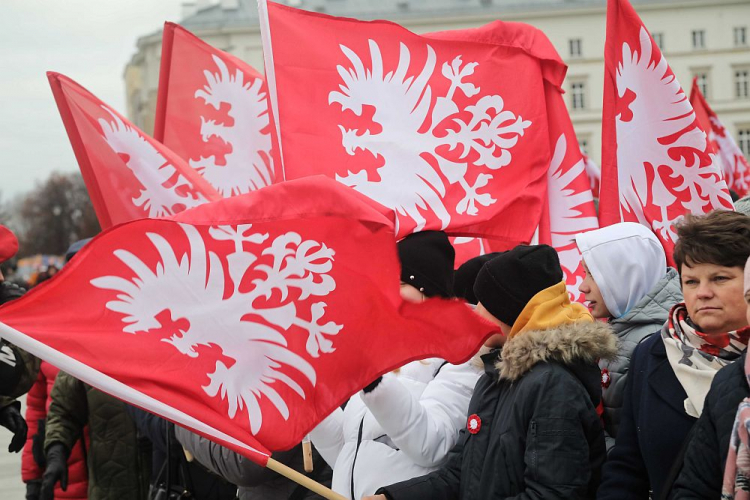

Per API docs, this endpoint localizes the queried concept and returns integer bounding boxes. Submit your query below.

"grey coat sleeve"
[174,425,302,487]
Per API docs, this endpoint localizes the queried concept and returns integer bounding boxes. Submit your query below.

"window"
[652,32,664,51]
[569,38,582,58]
[571,81,586,110]
[692,30,705,49]
[739,128,750,156]
[736,68,750,98]
[735,27,747,47]
[693,71,709,97]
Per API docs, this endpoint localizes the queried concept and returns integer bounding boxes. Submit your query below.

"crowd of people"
[3,200,750,499]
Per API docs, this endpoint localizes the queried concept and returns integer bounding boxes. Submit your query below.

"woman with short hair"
[597,210,750,500]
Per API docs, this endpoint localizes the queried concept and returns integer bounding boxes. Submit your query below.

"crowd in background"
[3,196,750,499]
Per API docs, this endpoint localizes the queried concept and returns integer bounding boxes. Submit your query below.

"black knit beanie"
[453,252,503,304]
[473,244,563,326]
[398,231,455,298]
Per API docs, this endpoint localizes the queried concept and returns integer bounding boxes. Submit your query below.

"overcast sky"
[0,1,184,200]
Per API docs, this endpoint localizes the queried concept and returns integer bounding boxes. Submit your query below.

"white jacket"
[310,358,481,499]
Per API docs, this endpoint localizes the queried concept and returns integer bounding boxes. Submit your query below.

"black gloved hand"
[0,401,27,452]
[40,443,69,500]
[0,281,26,305]
[25,479,42,500]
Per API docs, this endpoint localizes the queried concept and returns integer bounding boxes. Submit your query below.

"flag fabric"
[259,1,564,242]
[48,72,221,230]
[539,81,599,302]
[0,176,497,462]
[581,148,601,198]
[155,23,275,197]
[599,0,732,266]
[451,237,491,269]
[690,78,750,197]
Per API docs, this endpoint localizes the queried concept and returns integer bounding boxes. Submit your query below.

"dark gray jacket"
[175,426,332,500]
[602,268,682,449]
[377,320,617,500]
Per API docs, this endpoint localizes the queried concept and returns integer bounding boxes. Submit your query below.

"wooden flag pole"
[302,434,314,472]
[266,457,347,500]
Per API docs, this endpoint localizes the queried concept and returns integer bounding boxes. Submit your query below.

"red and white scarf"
[661,303,750,417]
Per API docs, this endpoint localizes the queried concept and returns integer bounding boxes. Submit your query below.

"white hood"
[575,222,667,318]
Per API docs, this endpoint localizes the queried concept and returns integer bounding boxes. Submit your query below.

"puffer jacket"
[601,268,682,447]
[175,426,331,499]
[378,320,617,500]
[310,358,481,499]
[22,361,88,499]
[45,371,151,500]
[670,351,750,499]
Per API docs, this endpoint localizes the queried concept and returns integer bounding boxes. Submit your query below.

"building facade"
[124,0,750,168]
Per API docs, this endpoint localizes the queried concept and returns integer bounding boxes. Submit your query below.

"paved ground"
[0,399,27,500]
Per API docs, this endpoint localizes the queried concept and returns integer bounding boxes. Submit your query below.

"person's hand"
[0,281,26,304]
[361,496,388,500]
[40,443,68,500]
[0,402,27,452]
[25,479,42,500]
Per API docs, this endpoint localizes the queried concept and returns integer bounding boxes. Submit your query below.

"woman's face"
[578,260,612,319]
[400,283,425,303]
[681,262,748,334]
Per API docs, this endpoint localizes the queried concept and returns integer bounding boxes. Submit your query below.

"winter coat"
[310,358,481,499]
[377,320,617,500]
[670,351,750,499]
[22,361,88,499]
[597,333,697,500]
[126,407,239,500]
[0,341,40,409]
[45,371,151,500]
[601,268,682,448]
[175,426,332,500]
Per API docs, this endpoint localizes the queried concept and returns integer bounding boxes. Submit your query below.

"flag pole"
[266,457,347,500]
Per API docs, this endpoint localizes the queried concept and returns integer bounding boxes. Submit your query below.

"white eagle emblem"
[191,55,274,197]
[91,224,342,434]
[330,40,532,233]
[615,27,731,241]
[99,108,208,217]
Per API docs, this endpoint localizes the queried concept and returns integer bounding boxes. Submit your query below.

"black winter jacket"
[671,351,749,499]
[597,332,697,500]
[377,321,617,500]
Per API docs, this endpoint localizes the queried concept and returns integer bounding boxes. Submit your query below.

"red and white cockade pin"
[601,368,611,389]
[467,414,481,434]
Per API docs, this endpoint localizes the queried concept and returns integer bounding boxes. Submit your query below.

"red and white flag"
[599,0,732,265]
[690,78,750,197]
[540,82,599,302]
[451,237,491,269]
[259,1,562,242]
[155,23,275,197]
[581,148,601,198]
[48,72,221,229]
[0,176,496,462]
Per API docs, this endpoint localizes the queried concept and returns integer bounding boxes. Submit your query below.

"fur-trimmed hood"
[498,320,617,382]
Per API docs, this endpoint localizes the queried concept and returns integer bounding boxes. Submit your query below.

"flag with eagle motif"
[428,20,597,300]
[581,149,601,198]
[690,78,750,197]
[259,0,564,242]
[155,23,276,197]
[599,0,732,266]
[0,176,497,463]
[539,81,599,302]
[48,72,221,229]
